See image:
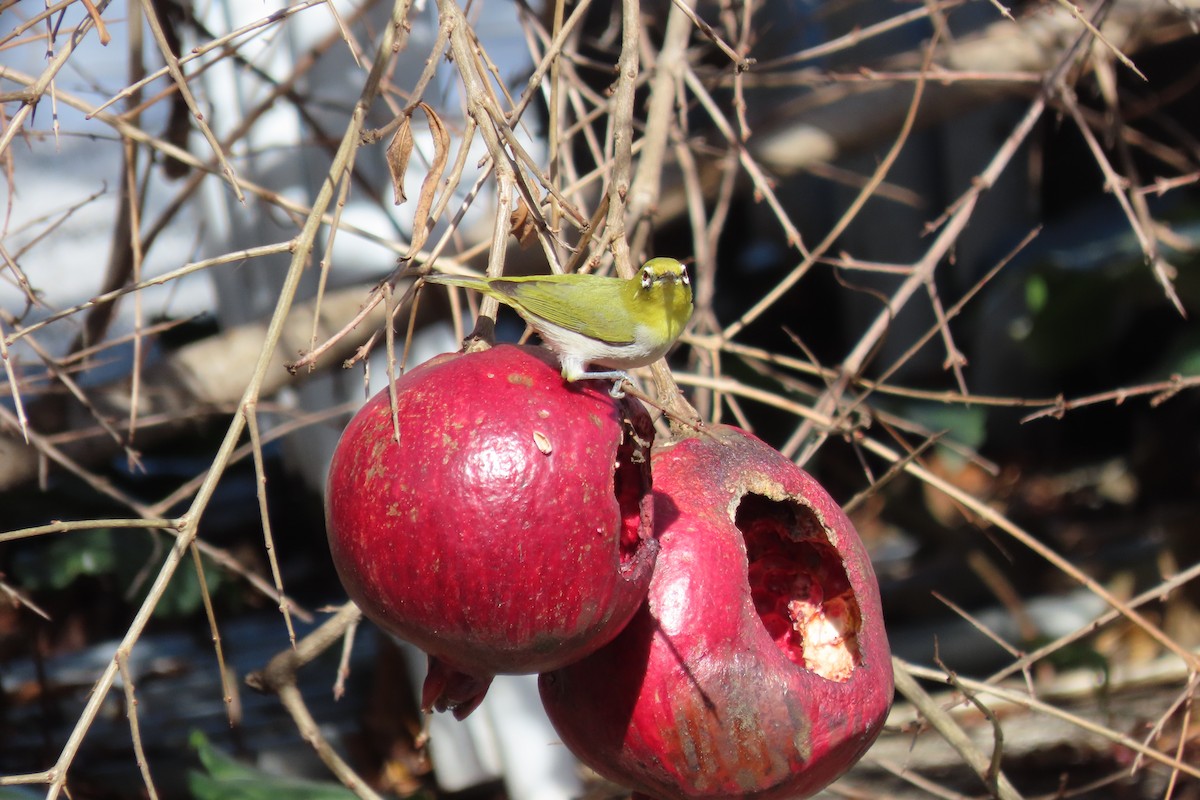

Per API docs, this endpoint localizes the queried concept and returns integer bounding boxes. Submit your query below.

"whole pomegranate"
[539,425,892,799]
[326,344,657,718]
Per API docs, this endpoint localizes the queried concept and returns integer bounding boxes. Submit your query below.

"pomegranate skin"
[326,345,656,716]
[539,425,892,800]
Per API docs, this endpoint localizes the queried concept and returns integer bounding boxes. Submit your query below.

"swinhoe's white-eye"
[423,257,693,396]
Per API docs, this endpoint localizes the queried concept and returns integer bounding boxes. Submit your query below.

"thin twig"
[245,404,297,648]
[190,543,237,725]
[333,612,360,701]
[754,0,966,69]
[1021,374,1200,422]
[668,0,750,69]
[626,0,693,257]
[724,32,936,345]
[86,0,329,118]
[116,653,159,800]
[137,0,244,203]
[985,558,1200,686]
[0,577,51,621]
[892,657,1026,800]
[1049,0,1145,80]
[604,0,641,280]
[783,9,1090,463]
[1058,82,1185,314]
[901,660,1200,778]
[0,317,29,442]
[0,67,406,258]
[866,435,1200,673]
[33,1,413,793]
[0,0,113,160]
[683,67,809,256]
[246,602,377,799]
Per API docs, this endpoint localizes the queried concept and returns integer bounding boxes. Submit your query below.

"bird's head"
[638,257,690,292]
[632,257,693,339]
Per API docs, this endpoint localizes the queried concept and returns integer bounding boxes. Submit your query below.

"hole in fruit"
[737,493,863,682]
[613,424,650,570]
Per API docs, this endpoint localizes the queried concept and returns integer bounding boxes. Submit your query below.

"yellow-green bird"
[423,257,693,396]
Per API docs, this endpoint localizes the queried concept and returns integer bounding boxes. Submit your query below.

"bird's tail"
[422,273,489,292]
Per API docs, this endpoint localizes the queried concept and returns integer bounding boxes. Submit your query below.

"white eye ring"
[641,269,652,289]
[681,266,690,286]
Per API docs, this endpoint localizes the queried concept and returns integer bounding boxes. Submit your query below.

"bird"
[422,257,693,396]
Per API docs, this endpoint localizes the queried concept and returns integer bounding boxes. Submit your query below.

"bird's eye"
[681,266,690,285]
[641,269,652,289]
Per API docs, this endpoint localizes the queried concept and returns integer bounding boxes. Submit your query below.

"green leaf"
[187,730,360,800]
[190,730,262,782]
[1023,273,1048,315]
[14,529,118,591]
[902,403,988,453]
[150,554,224,618]
[12,526,232,619]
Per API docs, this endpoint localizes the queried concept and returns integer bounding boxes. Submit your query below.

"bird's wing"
[498,278,635,346]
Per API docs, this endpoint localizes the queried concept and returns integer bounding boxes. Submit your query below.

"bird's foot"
[563,367,634,399]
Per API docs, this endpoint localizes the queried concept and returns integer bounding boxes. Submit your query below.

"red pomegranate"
[539,425,892,799]
[325,344,657,718]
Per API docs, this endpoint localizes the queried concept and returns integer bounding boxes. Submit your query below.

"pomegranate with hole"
[326,344,657,718]
[539,425,892,799]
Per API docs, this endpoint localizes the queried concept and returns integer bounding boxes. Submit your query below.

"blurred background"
[1,0,1198,798]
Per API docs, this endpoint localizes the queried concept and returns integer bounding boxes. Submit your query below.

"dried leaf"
[386,113,414,206]
[509,200,539,249]
[407,102,450,257]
